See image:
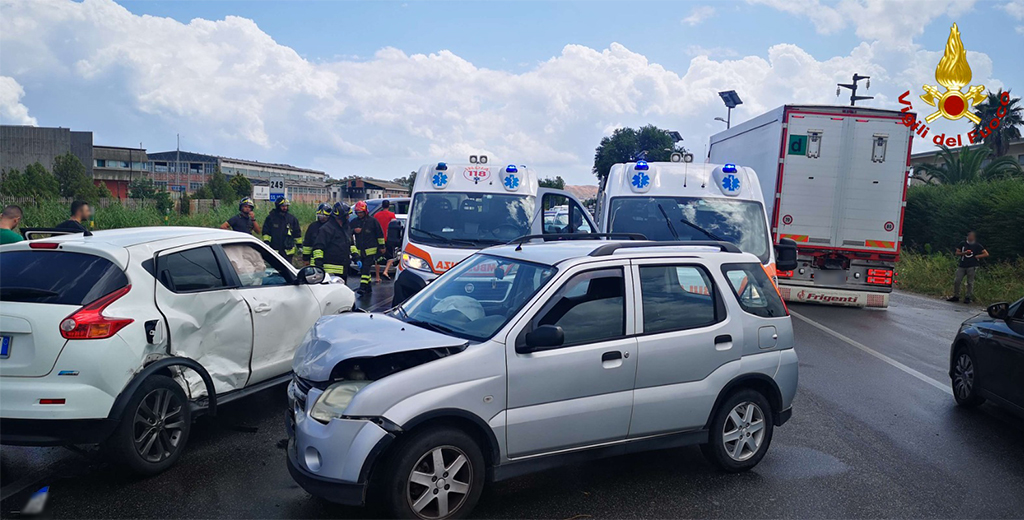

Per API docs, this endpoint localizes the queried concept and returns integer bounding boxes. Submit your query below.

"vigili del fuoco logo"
[897,23,1011,148]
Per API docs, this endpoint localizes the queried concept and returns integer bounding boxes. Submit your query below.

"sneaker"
[946,296,960,302]
[963,298,972,304]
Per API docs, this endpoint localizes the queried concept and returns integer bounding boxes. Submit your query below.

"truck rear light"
[39,398,66,405]
[867,268,892,277]
[866,269,892,285]
[59,285,134,340]
[777,270,793,278]
[867,276,892,285]
[29,242,59,249]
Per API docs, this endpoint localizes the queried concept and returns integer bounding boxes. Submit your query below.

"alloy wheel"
[406,445,473,519]
[723,401,766,462]
[132,388,186,463]
[953,352,975,400]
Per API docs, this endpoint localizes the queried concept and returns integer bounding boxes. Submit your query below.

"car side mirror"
[298,265,326,285]
[521,325,564,353]
[775,238,798,272]
[987,302,1009,320]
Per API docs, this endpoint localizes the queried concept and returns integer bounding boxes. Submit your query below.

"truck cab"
[392,158,596,305]
[596,160,796,278]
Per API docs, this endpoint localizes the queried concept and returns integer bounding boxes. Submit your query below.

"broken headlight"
[309,381,372,423]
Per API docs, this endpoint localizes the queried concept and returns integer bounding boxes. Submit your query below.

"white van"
[595,160,797,278]
[392,158,596,305]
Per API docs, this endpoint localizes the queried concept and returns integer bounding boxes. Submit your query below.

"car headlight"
[309,381,372,423]
[402,252,431,272]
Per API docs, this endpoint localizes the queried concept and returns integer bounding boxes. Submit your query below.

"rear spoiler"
[20,227,90,240]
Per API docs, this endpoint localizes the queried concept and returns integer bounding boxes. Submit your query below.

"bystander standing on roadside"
[221,198,261,236]
[947,231,989,304]
[55,200,91,233]
[0,205,24,244]
[373,199,396,282]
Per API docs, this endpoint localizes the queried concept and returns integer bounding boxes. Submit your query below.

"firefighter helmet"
[239,198,255,211]
[354,200,368,214]
[316,203,332,216]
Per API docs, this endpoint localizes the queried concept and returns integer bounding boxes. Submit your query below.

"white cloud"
[0,0,1003,184]
[682,6,716,26]
[1002,0,1024,33]
[0,76,37,126]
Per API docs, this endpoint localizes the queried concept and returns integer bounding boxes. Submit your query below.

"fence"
[1,196,158,210]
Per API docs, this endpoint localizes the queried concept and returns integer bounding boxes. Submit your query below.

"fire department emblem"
[920,23,985,124]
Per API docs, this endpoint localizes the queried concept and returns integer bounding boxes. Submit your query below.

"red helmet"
[354,200,368,213]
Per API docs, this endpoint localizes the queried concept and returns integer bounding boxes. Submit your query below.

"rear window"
[0,251,128,305]
[721,263,788,318]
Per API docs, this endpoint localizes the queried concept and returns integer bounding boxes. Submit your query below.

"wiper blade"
[0,287,59,298]
[406,319,456,336]
[409,227,477,247]
[657,204,680,240]
[678,217,726,242]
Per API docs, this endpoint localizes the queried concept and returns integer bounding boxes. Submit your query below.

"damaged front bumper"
[286,378,394,505]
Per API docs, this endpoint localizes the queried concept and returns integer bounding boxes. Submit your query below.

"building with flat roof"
[1,125,93,176]
[145,150,329,201]
[334,177,411,202]
[92,145,149,199]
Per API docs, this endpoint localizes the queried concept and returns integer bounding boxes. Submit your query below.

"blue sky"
[2,0,1022,185]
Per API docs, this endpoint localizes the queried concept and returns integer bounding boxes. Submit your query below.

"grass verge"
[896,250,1024,306]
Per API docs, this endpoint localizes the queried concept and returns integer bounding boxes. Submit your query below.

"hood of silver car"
[292,312,468,381]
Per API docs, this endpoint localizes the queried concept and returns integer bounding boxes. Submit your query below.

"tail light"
[867,268,893,285]
[59,285,134,340]
[29,242,60,249]
[777,270,793,278]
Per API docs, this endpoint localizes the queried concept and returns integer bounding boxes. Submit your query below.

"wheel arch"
[704,374,785,428]
[107,356,217,422]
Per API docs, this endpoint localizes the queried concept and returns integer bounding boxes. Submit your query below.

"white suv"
[0,227,354,474]
[287,239,797,519]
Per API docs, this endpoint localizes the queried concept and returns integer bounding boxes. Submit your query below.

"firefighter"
[351,200,384,295]
[262,196,302,262]
[221,198,261,235]
[302,203,332,263]
[311,203,353,281]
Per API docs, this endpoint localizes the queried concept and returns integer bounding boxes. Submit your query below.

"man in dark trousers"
[350,200,384,296]
[262,197,302,263]
[303,203,332,264]
[947,230,989,304]
[221,198,261,235]
[55,200,91,233]
[311,203,353,281]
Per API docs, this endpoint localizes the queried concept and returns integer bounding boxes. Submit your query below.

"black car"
[949,297,1024,415]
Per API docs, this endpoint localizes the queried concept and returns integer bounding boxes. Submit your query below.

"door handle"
[253,303,272,313]
[715,335,732,344]
[601,351,622,362]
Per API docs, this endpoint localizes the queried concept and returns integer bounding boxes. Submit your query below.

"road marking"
[790,311,952,395]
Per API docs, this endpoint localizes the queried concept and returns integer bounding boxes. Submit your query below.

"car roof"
[27,226,245,248]
[481,239,759,267]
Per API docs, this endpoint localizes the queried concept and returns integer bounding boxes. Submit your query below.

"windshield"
[608,196,770,263]
[408,192,535,247]
[396,254,557,341]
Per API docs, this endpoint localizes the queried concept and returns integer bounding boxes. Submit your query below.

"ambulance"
[392,157,596,305]
[596,159,797,282]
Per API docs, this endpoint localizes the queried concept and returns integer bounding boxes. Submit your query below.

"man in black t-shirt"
[221,198,261,236]
[55,200,91,234]
[947,231,989,304]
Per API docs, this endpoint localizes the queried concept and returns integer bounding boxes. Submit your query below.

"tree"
[193,184,215,199]
[205,168,235,200]
[393,171,417,187]
[913,145,1023,185]
[229,174,253,199]
[539,176,566,189]
[592,125,683,185]
[53,153,101,200]
[129,177,159,199]
[972,89,1023,157]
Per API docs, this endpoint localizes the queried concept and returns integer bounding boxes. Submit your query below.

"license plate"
[0,336,10,359]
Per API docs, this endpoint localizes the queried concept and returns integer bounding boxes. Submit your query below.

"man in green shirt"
[0,205,24,244]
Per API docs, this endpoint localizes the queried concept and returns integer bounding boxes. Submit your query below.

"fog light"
[304,446,322,472]
[798,268,805,275]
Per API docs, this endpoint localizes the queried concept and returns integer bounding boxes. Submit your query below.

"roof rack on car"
[588,240,742,257]
[508,233,648,251]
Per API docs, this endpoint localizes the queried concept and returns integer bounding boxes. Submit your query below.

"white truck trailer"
[709,105,914,308]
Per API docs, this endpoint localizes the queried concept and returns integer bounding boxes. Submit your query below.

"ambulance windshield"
[409,192,535,248]
[608,196,770,263]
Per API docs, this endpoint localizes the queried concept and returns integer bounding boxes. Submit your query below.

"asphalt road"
[3,287,1023,518]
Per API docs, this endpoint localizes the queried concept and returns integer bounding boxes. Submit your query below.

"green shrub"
[896,250,1024,305]
[904,178,1024,262]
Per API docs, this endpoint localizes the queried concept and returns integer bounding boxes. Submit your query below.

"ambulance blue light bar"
[635,160,649,170]
[723,163,737,173]
[436,162,448,171]
[506,165,518,173]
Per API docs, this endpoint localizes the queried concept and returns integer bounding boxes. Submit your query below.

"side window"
[639,265,719,334]
[541,194,592,234]
[721,263,788,318]
[222,243,291,287]
[535,268,625,346]
[158,247,228,293]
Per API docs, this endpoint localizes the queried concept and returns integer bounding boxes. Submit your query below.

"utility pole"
[837,73,873,106]
[176,134,180,195]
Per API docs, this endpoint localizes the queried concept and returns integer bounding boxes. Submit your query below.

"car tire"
[951,348,985,407]
[701,389,774,473]
[103,375,191,476]
[379,426,485,520]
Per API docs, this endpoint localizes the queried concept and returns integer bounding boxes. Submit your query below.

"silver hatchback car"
[287,240,798,519]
